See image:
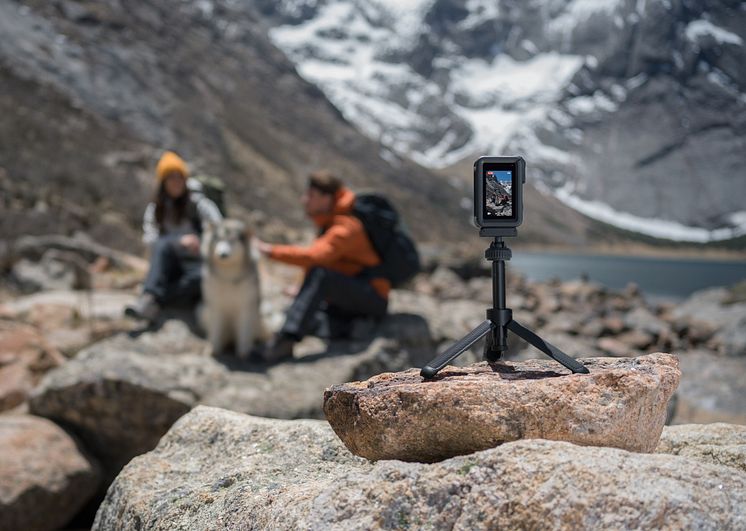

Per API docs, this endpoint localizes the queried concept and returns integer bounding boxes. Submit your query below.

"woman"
[124,151,223,322]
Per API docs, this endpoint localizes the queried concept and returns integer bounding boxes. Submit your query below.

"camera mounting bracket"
[479,227,517,238]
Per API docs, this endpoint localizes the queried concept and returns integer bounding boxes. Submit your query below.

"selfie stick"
[421,228,589,378]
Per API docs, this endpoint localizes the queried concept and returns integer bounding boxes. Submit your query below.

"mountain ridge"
[259,0,746,242]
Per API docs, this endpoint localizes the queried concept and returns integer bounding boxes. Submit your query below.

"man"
[255,170,389,362]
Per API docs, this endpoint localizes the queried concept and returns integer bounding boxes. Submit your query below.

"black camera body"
[473,156,525,237]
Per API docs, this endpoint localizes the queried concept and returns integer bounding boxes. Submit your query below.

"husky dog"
[199,219,263,359]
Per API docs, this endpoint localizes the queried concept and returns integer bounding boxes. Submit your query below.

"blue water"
[508,252,746,300]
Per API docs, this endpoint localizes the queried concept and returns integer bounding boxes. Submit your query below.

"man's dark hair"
[308,170,342,196]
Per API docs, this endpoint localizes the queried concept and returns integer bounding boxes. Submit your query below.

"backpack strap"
[187,195,202,235]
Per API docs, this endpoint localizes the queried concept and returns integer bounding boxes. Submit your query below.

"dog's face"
[202,219,253,268]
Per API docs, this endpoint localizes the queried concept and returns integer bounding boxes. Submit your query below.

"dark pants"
[281,267,388,340]
[143,235,202,306]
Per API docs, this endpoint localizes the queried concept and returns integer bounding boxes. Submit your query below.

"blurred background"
[1,1,745,529]
[1,0,745,298]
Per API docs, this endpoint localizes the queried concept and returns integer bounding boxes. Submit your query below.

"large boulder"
[657,423,746,473]
[0,415,100,531]
[30,316,434,480]
[28,341,216,481]
[93,406,746,530]
[673,350,746,425]
[324,353,680,462]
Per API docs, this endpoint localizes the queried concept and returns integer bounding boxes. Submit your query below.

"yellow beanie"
[155,151,189,182]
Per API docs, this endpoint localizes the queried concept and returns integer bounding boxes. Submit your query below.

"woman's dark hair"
[154,181,190,230]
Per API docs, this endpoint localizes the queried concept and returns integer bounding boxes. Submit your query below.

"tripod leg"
[421,320,493,379]
[507,320,589,374]
[483,326,501,362]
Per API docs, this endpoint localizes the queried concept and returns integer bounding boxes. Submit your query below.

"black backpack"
[352,193,421,287]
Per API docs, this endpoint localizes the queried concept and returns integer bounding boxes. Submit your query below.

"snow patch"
[566,91,618,115]
[549,0,623,34]
[686,19,743,46]
[452,53,584,107]
[554,185,746,242]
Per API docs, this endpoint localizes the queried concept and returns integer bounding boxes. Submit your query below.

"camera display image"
[485,170,513,218]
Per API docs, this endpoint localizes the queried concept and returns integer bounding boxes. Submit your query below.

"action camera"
[473,156,525,234]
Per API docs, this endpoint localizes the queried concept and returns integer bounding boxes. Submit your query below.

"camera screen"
[484,169,513,219]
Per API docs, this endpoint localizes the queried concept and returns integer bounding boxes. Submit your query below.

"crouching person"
[125,151,223,322]
[255,170,389,362]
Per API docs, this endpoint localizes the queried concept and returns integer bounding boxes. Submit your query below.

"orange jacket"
[269,188,391,299]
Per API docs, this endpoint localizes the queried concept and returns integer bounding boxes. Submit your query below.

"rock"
[10,234,146,273]
[11,256,78,293]
[556,279,605,302]
[93,406,746,531]
[673,350,746,425]
[0,415,100,531]
[579,317,604,338]
[673,287,746,356]
[0,290,138,355]
[28,340,209,481]
[30,315,434,480]
[542,313,585,335]
[601,315,627,335]
[1,290,136,322]
[420,266,468,300]
[657,423,746,473]
[0,321,65,412]
[596,337,631,357]
[623,306,669,339]
[616,329,655,350]
[324,353,680,462]
[389,289,485,345]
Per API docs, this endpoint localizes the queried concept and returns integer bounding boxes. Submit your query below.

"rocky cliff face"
[0,0,467,252]
[260,0,746,241]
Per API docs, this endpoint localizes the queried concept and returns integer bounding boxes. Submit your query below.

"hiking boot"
[263,334,296,364]
[124,292,160,322]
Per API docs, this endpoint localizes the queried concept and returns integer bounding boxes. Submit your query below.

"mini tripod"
[421,229,589,378]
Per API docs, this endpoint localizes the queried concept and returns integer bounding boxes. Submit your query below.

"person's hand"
[253,237,273,256]
[283,284,300,298]
[180,233,201,255]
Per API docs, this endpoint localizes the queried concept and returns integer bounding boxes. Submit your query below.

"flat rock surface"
[657,422,746,473]
[324,353,680,462]
[93,406,746,531]
[0,414,100,531]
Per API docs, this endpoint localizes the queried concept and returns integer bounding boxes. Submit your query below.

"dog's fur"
[199,219,263,358]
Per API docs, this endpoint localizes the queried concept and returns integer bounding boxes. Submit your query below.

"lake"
[508,252,746,301]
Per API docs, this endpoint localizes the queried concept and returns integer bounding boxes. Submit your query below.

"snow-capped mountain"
[258,0,746,242]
